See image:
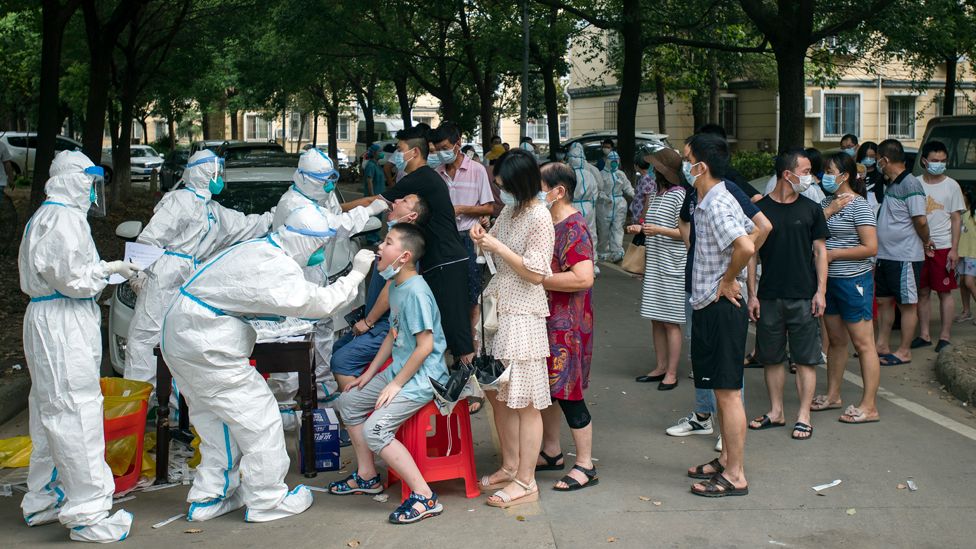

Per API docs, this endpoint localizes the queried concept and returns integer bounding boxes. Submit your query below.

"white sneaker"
[665,413,714,437]
[187,490,245,522]
[68,510,133,543]
[245,485,313,523]
[714,435,723,452]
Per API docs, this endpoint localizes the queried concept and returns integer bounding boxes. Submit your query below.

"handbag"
[620,194,652,275]
[481,293,499,337]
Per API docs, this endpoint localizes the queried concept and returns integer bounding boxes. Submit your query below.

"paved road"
[1,264,974,548]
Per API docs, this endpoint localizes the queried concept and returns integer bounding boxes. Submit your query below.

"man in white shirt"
[913,140,965,352]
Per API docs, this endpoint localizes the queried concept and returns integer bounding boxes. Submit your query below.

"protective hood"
[272,206,336,266]
[291,148,339,201]
[44,150,97,211]
[604,151,621,172]
[183,150,223,196]
[567,142,586,169]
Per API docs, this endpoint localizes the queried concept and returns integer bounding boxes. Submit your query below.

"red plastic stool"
[103,399,148,494]
[386,399,480,501]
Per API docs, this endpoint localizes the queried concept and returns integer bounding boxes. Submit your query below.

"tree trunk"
[115,94,135,200]
[655,72,667,134]
[32,0,75,209]
[312,110,319,146]
[356,90,376,146]
[139,118,149,145]
[438,93,459,125]
[943,54,958,116]
[201,107,211,139]
[81,40,113,162]
[394,75,412,129]
[230,110,239,140]
[541,61,561,161]
[708,51,720,124]
[326,108,339,162]
[167,116,176,149]
[107,103,120,204]
[774,44,807,153]
[295,113,306,153]
[616,0,643,175]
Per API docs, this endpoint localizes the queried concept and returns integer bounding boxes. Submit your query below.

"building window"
[887,97,916,139]
[337,118,350,141]
[824,94,859,137]
[559,114,569,140]
[153,121,168,139]
[604,100,617,131]
[131,121,143,140]
[288,112,310,141]
[245,114,269,141]
[527,118,548,141]
[415,116,433,127]
[718,96,737,139]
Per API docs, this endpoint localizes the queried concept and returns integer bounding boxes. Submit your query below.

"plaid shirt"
[690,182,754,310]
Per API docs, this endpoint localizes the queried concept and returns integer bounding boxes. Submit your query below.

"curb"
[0,371,30,425]
[935,344,976,406]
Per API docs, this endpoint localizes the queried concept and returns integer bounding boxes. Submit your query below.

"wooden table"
[153,339,318,484]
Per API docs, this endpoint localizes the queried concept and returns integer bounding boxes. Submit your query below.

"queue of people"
[17,116,969,542]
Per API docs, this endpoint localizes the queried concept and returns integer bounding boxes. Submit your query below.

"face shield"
[187,155,225,195]
[85,166,107,217]
[281,223,338,266]
[297,167,340,194]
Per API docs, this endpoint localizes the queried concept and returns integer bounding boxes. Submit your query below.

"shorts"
[755,298,824,366]
[825,272,873,322]
[875,258,922,305]
[958,257,976,277]
[331,320,389,377]
[423,259,474,356]
[920,248,958,292]
[691,298,748,390]
[335,371,426,453]
[459,232,482,305]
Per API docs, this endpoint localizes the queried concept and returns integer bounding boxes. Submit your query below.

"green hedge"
[731,151,774,181]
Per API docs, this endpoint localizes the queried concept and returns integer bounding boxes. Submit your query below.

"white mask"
[790,173,813,193]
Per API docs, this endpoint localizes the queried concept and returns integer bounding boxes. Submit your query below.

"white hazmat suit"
[19,150,138,543]
[268,149,387,405]
[124,150,273,388]
[567,142,601,255]
[596,151,634,262]
[160,207,375,523]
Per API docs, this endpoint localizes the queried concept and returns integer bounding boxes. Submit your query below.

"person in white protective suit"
[19,150,140,543]
[566,142,602,257]
[267,148,388,407]
[124,149,273,388]
[596,150,634,262]
[160,207,376,523]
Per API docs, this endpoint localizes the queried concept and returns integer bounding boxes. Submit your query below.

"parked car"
[101,145,163,180]
[304,143,350,168]
[913,115,976,194]
[561,131,671,165]
[189,140,229,156]
[0,131,113,181]
[106,152,380,374]
[159,149,189,191]
[216,141,285,160]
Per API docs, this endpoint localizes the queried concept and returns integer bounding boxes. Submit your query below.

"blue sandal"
[328,472,384,495]
[388,492,443,524]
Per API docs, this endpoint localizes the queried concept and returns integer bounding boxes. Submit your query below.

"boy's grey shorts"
[336,374,427,453]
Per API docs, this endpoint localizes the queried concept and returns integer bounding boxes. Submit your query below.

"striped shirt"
[691,182,755,310]
[820,195,876,278]
[877,171,926,261]
[435,155,495,232]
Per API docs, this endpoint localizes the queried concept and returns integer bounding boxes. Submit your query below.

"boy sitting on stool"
[330,223,449,525]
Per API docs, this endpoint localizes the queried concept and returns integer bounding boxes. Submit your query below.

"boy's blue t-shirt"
[382,273,448,402]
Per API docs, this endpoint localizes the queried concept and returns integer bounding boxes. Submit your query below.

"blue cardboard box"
[299,408,340,473]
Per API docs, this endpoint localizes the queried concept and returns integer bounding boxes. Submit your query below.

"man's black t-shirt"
[756,195,830,300]
[381,166,468,268]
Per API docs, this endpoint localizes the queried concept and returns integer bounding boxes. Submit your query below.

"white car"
[305,143,349,169]
[101,145,163,180]
[0,131,113,180]
[106,155,379,374]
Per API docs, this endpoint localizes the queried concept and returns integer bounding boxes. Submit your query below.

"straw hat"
[649,147,682,186]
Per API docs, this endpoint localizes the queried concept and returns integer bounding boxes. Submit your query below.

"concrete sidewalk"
[1,265,974,548]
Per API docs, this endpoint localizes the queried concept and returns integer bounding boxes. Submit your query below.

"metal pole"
[520,0,529,140]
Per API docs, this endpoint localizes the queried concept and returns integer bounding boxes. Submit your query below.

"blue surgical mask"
[209,175,224,195]
[426,153,443,170]
[306,247,326,267]
[323,180,336,193]
[386,214,411,231]
[438,148,457,165]
[536,190,548,203]
[610,161,619,171]
[378,251,406,280]
[500,190,517,206]
[391,151,408,172]
[926,161,946,175]
[682,161,701,186]
[843,147,857,157]
[861,157,876,168]
[568,155,584,169]
[821,174,840,194]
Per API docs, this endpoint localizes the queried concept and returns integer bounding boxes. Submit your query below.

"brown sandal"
[688,458,724,480]
[691,473,748,497]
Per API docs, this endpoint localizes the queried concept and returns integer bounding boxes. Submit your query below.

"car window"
[55,138,78,151]
[928,126,976,170]
[6,136,27,148]
[217,181,291,215]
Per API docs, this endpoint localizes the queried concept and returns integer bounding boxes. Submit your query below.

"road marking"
[830,365,976,442]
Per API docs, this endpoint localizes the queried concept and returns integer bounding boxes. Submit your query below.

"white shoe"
[665,413,714,437]
[24,506,61,527]
[714,435,723,452]
[245,485,313,523]
[68,510,133,543]
[280,408,298,432]
[187,490,245,522]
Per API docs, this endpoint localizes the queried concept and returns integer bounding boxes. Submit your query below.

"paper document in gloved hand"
[251,317,315,342]
[109,242,165,284]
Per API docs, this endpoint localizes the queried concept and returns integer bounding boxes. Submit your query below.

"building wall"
[566,93,696,144]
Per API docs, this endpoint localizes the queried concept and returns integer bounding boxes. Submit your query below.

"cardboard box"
[299,408,340,473]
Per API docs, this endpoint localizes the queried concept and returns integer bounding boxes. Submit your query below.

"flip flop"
[691,473,748,498]
[688,457,724,480]
[910,337,932,349]
[879,353,910,366]
[791,422,813,440]
[748,414,786,430]
[838,405,880,424]
[935,339,951,353]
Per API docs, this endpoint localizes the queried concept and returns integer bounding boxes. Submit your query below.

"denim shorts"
[957,257,976,278]
[825,271,873,323]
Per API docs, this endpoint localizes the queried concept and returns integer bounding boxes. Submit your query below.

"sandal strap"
[539,451,563,466]
[557,474,582,488]
[694,458,724,475]
[571,464,597,478]
[708,473,735,492]
[513,478,536,491]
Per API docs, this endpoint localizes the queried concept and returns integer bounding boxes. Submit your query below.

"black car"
[159,149,189,191]
[216,141,286,161]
